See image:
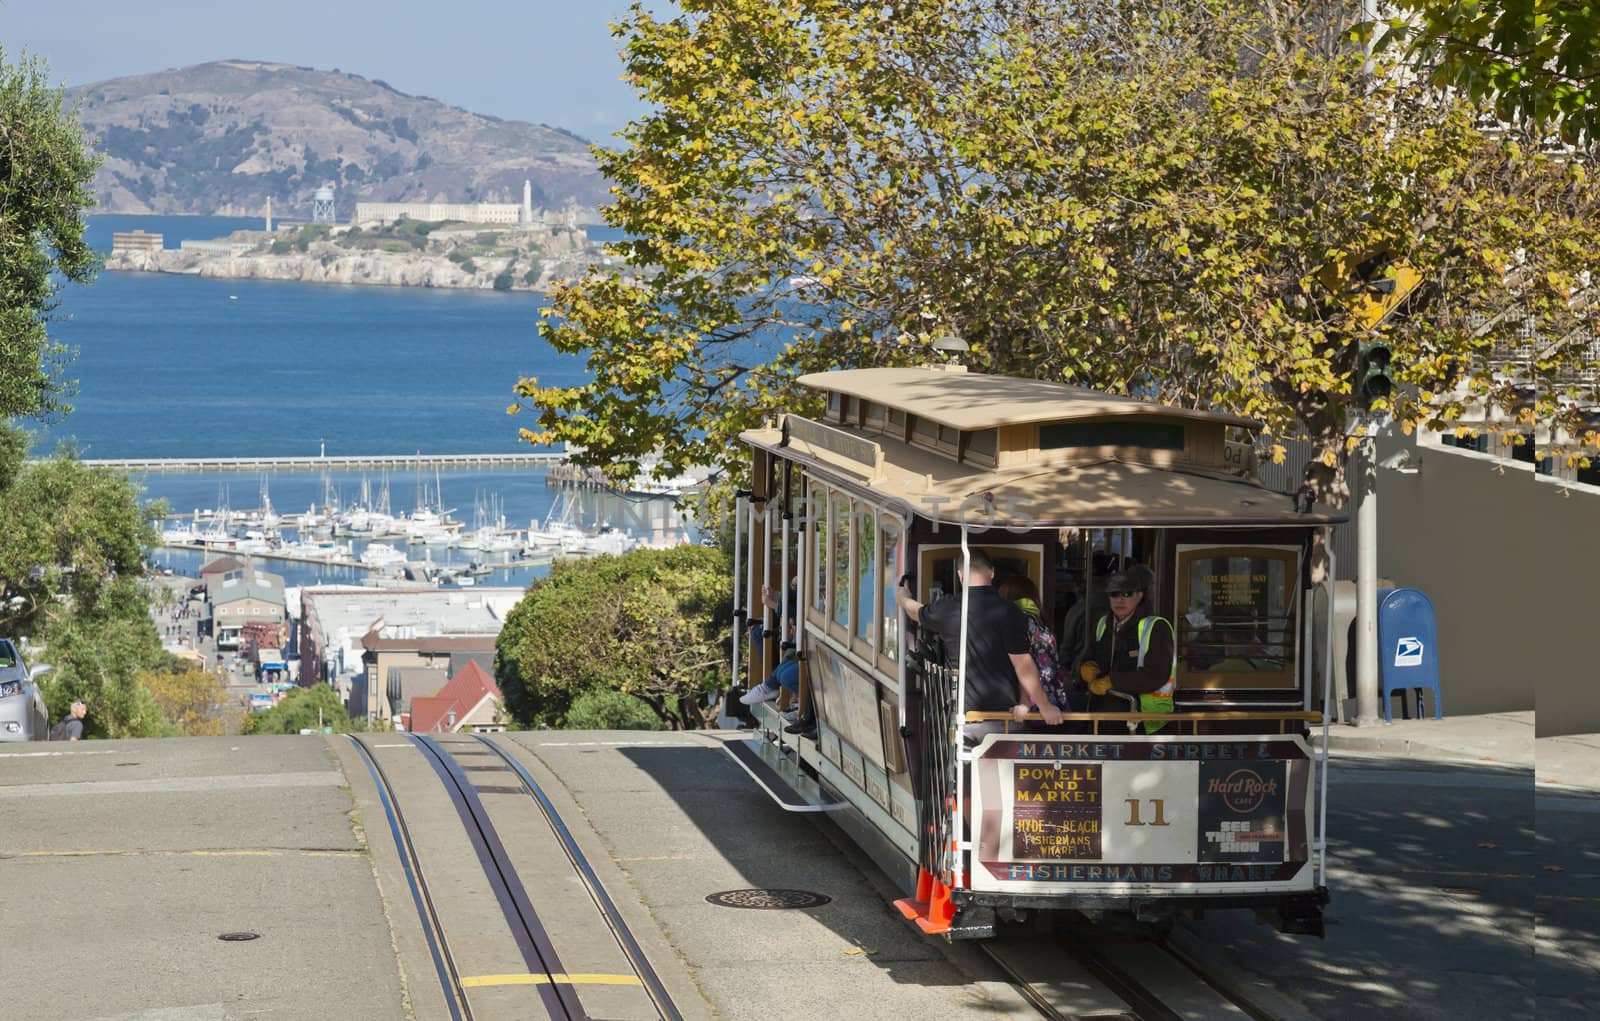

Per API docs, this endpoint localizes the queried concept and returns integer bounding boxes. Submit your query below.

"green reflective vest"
[1095,614,1176,733]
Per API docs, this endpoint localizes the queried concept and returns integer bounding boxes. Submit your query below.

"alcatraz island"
[106,183,620,293]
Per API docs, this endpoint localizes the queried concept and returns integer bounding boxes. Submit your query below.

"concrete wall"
[1376,433,1599,735]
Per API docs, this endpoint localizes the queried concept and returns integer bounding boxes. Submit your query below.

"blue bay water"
[27,215,679,588]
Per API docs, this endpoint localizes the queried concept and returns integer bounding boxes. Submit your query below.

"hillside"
[67,60,608,219]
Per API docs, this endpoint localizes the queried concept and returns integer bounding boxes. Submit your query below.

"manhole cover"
[218,932,261,942]
[705,889,831,910]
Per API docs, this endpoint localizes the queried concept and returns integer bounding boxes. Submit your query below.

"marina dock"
[81,451,565,473]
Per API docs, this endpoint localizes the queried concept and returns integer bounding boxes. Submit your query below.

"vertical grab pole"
[954,525,971,883]
[763,497,774,644]
[1318,527,1336,888]
[780,516,791,644]
[731,493,746,693]
[895,524,908,731]
[780,460,792,644]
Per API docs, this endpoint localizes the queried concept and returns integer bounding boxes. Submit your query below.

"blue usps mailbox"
[1377,588,1442,722]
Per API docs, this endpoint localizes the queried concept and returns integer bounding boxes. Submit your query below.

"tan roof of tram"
[794,367,1262,432]
[743,423,1344,526]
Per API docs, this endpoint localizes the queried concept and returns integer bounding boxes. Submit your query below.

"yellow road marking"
[460,973,643,988]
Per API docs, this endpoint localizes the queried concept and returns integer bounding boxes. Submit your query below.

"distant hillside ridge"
[67,60,607,219]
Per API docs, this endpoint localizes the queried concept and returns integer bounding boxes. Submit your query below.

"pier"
[79,451,566,473]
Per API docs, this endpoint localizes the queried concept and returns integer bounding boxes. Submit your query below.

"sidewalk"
[1317,710,1600,792]
[1318,709,1534,768]
[1537,731,1600,793]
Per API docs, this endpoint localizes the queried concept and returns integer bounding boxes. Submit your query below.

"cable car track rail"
[348,733,683,1021]
[345,734,471,1020]
[983,933,1276,1021]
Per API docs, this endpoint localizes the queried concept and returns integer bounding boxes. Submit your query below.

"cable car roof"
[744,422,1346,527]
[795,367,1262,432]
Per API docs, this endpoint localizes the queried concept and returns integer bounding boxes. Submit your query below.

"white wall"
[1376,433,1598,734]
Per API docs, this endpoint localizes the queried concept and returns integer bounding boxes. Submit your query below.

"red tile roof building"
[407,660,505,734]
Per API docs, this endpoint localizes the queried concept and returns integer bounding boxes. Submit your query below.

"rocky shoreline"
[105,221,614,292]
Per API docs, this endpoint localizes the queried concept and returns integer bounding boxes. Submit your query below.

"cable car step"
[721,738,848,814]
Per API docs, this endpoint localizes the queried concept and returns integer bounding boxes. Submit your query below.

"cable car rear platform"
[736,699,1331,942]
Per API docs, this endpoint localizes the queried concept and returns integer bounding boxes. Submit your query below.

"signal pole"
[1353,340,1394,727]
[1354,425,1380,726]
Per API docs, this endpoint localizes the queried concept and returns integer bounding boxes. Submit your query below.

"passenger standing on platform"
[896,548,1062,743]
[997,575,1072,720]
[1078,564,1176,732]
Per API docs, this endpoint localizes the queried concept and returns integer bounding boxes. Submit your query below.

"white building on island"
[354,180,545,227]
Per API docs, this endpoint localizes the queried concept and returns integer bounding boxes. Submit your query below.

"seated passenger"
[740,582,801,719]
[996,574,1075,722]
[1077,564,1176,733]
[740,639,800,704]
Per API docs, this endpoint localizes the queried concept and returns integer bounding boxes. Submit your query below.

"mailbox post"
[1376,588,1442,722]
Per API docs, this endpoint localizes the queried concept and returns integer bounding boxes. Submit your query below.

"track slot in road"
[350,733,682,1021]
[985,931,1268,1021]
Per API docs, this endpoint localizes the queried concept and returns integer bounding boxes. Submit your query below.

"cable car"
[727,366,1342,938]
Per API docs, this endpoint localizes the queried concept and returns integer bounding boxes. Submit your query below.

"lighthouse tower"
[521,179,533,225]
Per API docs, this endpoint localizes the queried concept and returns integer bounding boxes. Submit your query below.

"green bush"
[241,684,354,736]
[496,545,731,730]
[492,272,514,291]
[522,268,540,285]
[270,239,292,255]
[563,689,663,730]
[459,258,477,273]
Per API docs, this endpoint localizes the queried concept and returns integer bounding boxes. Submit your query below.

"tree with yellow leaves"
[515,0,1599,492]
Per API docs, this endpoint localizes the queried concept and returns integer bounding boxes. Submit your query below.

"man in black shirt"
[896,547,1061,738]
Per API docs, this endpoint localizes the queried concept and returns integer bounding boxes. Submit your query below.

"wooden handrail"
[965,710,1323,723]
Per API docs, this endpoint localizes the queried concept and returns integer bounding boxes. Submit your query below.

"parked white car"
[0,639,51,741]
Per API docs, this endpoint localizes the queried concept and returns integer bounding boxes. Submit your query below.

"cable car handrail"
[965,710,1323,723]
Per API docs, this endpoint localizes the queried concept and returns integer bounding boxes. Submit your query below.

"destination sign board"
[785,416,883,473]
[969,735,1314,894]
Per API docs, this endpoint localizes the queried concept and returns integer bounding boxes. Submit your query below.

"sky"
[2,0,652,138]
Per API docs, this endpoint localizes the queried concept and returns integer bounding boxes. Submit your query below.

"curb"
[1315,732,1533,769]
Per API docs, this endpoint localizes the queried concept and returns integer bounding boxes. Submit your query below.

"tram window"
[832,495,852,628]
[827,392,842,421]
[1040,421,1185,451]
[879,521,900,662]
[1174,545,1298,688]
[863,401,885,431]
[811,485,829,613]
[962,428,997,466]
[856,515,876,644]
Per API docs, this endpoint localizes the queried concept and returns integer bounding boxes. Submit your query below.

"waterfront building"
[353,181,545,227]
[208,566,287,650]
[111,229,163,254]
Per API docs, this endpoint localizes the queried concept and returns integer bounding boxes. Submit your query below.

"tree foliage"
[1379,0,1600,146]
[140,665,229,736]
[0,48,101,421]
[0,435,172,737]
[496,545,731,730]
[241,684,355,736]
[514,0,1599,488]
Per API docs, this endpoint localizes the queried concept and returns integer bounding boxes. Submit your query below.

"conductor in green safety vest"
[1078,564,1176,733]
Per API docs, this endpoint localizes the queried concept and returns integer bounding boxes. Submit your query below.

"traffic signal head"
[1357,339,1394,409]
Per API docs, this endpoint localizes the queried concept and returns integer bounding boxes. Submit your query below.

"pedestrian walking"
[49,700,87,741]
